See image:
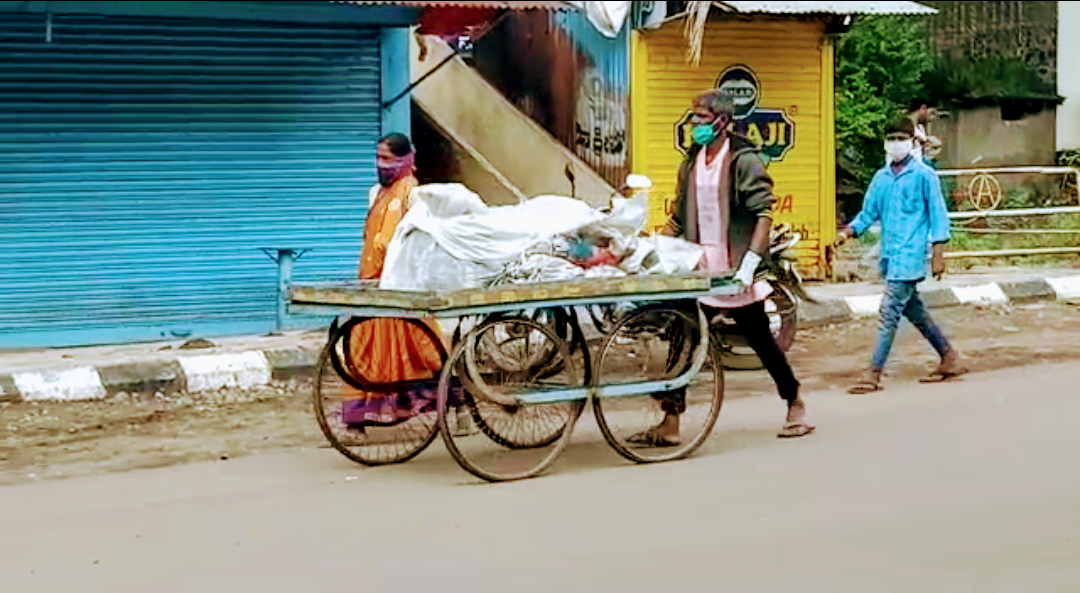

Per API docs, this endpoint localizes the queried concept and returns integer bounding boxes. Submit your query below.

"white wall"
[1059,1,1080,150]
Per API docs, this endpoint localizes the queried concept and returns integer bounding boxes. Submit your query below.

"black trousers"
[656,299,800,414]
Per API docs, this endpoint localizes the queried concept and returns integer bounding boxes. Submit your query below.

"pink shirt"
[694,142,772,309]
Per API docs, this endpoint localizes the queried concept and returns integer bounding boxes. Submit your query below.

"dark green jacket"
[673,134,775,269]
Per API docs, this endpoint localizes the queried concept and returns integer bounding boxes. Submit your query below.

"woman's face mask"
[885,135,914,163]
[376,151,415,187]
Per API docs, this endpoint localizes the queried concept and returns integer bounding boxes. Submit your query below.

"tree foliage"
[835,15,1061,193]
[836,16,934,189]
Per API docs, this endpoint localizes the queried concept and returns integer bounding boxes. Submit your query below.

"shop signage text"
[675,65,796,162]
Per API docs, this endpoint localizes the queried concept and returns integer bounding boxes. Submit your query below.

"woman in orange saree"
[343,134,446,426]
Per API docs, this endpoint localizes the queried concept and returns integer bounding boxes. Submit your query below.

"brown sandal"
[847,381,881,394]
[919,352,968,383]
[625,428,680,448]
[919,368,968,383]
[778,423,816,438]
[848,369,883,394]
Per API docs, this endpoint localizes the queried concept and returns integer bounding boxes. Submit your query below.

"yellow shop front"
[631,15,837,279]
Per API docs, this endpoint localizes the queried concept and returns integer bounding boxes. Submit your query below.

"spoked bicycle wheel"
[592,302,724,463]
[465,308,591,449]
[454,308,590,382]
[313,317,446,466]
[437,315,585,482]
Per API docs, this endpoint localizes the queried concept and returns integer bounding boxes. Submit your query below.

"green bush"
[923,55,1058,108]
[1059,150,1080,168]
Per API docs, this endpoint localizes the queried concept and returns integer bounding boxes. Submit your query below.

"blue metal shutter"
[0,13,381,348]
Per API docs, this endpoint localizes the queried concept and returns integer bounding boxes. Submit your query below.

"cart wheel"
[483,308,589,378]
[437,316,585,482]
[592,302,724,464]
[455,309,591,450]
[312,318,443,466]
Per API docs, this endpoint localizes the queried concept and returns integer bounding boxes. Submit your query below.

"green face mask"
[692,122,719,146]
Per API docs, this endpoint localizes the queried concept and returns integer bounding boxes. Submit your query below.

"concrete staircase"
[410,34,616,208]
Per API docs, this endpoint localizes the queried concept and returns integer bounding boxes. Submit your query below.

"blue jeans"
[871,280,951,371]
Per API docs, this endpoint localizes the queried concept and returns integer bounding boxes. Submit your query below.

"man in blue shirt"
[836,118,966,394]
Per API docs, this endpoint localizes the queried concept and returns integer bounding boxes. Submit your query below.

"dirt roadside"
[4,301,1080,486]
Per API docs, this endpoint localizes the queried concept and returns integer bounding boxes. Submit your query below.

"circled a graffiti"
[967,173,1002,212]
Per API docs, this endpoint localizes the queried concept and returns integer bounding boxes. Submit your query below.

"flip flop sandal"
[847,381,882,395]
[777,423,816,439]
[919,368,968,383]
[625,429,680,448]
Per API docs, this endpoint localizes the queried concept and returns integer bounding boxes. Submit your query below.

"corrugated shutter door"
[0,13,381,348]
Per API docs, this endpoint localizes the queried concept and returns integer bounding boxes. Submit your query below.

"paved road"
[3,362,1079,593]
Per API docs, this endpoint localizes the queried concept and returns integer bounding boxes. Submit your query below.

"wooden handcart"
[290,273,741,482]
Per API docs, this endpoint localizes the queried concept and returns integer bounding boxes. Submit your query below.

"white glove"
[735,251,762,288]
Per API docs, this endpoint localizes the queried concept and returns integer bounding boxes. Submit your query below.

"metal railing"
[937,166,1080,183]
[938,166,1080,260]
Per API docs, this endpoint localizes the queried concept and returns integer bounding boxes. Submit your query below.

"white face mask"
[885,139,914,163]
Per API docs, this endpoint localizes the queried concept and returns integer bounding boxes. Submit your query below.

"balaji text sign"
[674,65,796,163]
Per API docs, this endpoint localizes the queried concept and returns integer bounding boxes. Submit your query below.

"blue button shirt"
[850,158,950,281]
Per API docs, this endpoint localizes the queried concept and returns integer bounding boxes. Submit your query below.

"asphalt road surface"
[3,361,1079,593]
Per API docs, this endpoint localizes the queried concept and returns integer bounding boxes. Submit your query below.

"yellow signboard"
[630,19,836,279]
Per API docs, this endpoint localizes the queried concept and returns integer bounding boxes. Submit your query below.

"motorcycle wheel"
[717,281,798,371]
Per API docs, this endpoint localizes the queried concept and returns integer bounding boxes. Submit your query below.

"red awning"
[419,7,500,36]
[333,1,570,9]
[333,1,571,36]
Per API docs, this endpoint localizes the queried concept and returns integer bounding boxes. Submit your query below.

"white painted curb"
[1046,275,1080,300]
[13,366,107,402]
[951,283,1008,305]
[844,294,883,318]
[177,351,273,394]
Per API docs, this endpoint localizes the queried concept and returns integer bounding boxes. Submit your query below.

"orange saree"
[349,176,444,393]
